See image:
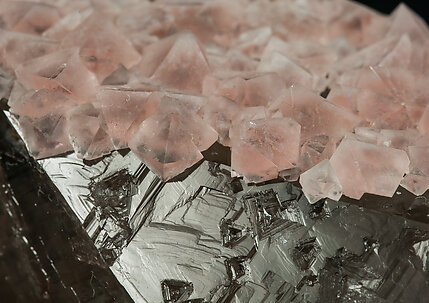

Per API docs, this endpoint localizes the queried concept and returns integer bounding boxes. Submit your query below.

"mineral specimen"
[1,0,429,202]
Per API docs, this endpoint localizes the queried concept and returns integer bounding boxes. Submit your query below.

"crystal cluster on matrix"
[2,0,429,201]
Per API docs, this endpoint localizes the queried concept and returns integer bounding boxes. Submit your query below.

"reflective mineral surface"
[1,1,429,303]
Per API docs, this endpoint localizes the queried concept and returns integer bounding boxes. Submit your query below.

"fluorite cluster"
[2,0,429,201]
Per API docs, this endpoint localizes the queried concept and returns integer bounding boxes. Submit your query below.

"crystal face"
[1,1,429,212]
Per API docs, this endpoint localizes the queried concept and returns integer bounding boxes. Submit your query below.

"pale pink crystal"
[258,51,314,89]
[164,0,244,47]
[299,135,337,172]
[200,95,240,146]
[67,103,114,160]
[0,30,58,70]
[18,114,72,159]
[334,36,399,73]
[400,146,429,196]
[207,49,258,73]
[325,0,389,47]
[42,8,92,40]
[60,12,141,82]
[330,138,410,199]
[260,38,338,76]
[2,0,429,195]
[15,89,77,159]
[230,117,301,183]
[115,3,173,52]
[96,86,159,149]
[353,127,421,151]
[128,93,218,180]
[327,86,410,130]
[116,3,172,38]
[9,87,76,119]
[401,174,429,196]
[134,31,210,93]
[202,72,285,108]
[270,86,361,142]
[0,1,61,35]
[234,27,272,59]
[387,4,429,43]
[300,159,342,204]
[242,73,285,107]
[418,104,429,135]
[15,48,98,102]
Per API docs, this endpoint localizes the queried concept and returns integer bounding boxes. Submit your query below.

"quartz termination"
[2,0,429,198]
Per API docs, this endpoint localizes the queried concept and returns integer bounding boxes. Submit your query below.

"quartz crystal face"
[2,1,429,302]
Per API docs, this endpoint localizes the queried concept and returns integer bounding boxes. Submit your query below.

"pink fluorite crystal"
[67,103,114,160]
[0,1,61,35]
[134,31,210,93]
[97,86,159,149]
[128,93,217,180]
[400,146,429,196]
[15,48,98,102]
[0,30,58,70]
[270,86,361,142]
[330,138,410,199]
[2,0,429,200]
[60,12,141,82]
[230,117,300,183]
[300,159,342,204]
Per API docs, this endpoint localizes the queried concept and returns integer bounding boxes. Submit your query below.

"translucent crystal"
[15,48,99,102]
[96,86,159,149]
[134,31,210,93]
[330,138,410,199]
[128,93,217,180]
[67,103,114,160]
[230,117,300,183]
[300,159,342,204]
[60,12,141,82]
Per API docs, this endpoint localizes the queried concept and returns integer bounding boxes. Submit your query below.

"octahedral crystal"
[15,48,98,102]
[0,30,58,70]
[0,1,61,35]
[300,159,342,204]
[67,103,114,160]
[230,117,300,183]
[133,31,210,93]
[60,12,141,82]
[400,146,429,195]
[128,92,217,180]
[330,138,410,199]
[96,86,158,149]
[1,0,429,201]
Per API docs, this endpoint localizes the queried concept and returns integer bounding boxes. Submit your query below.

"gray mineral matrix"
[22,145,429,303]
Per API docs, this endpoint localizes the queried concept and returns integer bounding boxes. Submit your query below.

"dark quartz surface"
[0,111,133,303]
